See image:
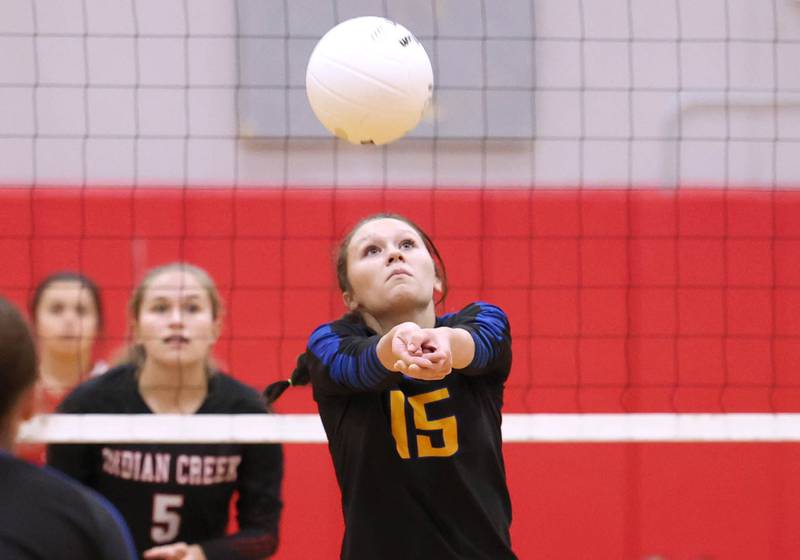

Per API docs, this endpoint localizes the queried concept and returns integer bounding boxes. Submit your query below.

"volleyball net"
[18,413,800,443]
[4,1,800,557]
[10,183,800,443]
[2,0,800,443]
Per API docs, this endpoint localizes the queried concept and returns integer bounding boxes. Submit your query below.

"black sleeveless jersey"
[47,364,283,560]
[301,302,516,560]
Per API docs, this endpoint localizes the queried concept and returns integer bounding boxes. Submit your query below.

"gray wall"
[1,0,799,187]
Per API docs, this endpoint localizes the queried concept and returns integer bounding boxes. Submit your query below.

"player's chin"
[384,289,430,311]
[49,338,84,355]
[151,349,206,369]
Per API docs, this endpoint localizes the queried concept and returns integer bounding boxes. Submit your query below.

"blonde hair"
[123,262,222,371]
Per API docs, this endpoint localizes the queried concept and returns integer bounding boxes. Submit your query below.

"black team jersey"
[301,301,517,560]
[47,364,283,560]
[0,450,137,559]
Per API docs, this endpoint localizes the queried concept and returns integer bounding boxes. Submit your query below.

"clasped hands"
[390,323,453,381]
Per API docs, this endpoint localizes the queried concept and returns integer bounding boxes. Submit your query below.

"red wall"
[3,186,800,558]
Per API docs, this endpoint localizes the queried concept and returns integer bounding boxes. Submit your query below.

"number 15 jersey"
[302,302,517,560]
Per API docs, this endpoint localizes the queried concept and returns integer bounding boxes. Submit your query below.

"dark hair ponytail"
[264,353,311,404]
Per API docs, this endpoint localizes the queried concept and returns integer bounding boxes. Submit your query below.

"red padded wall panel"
[6,186,800,560]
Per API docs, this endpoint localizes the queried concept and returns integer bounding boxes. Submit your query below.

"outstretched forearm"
[441,327,475,369]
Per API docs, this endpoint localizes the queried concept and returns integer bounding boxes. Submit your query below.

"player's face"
[344,218,441,316]
[35,280,99,359]
[134,270,219,370]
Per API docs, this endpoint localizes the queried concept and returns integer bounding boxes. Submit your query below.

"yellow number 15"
[390,388,459,459]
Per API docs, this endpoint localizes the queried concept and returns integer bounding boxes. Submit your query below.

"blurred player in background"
[18,272,107,464]
[0,296,136,560]
[31,271,107,393]
[48,263,283,560]
[267,214,517,559]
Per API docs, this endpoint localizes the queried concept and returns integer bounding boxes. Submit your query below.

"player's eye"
[363,245,381,257]
[151,302,169,313]
[184,303,202,313]
[399,239,416,250]
[48,302,65,315]
[75,304,88,317]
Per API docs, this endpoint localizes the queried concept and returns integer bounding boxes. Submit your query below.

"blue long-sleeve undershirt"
[308,302,510,391]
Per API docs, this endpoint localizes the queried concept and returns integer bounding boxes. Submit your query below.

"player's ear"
[433,275,443,294]
[342,291,359,312]
[211,317,222,341]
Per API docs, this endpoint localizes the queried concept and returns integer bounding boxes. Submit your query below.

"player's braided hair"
[264,213,448,404]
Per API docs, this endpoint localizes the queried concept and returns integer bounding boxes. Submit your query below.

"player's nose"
[386,247,405,264]
[167,307,184,326]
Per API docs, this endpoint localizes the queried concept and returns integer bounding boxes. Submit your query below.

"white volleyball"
[305,16,434,145]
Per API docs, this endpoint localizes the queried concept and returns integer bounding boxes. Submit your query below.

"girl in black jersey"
[19,272,107,466]
[267,214,517,560]
[31,271,107,393]
[48,263,283,560]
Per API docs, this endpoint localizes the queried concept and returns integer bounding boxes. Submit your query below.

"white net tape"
[19,413,800,444]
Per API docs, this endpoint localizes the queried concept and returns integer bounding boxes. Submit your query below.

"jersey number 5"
[390,388,458,459]
[151,493,184,543]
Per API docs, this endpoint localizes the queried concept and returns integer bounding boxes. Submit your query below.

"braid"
[264,353,311,404]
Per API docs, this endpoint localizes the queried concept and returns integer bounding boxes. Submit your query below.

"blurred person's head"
[0,297,38,449]
[30,272,103,367]
[127,263,222,375]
